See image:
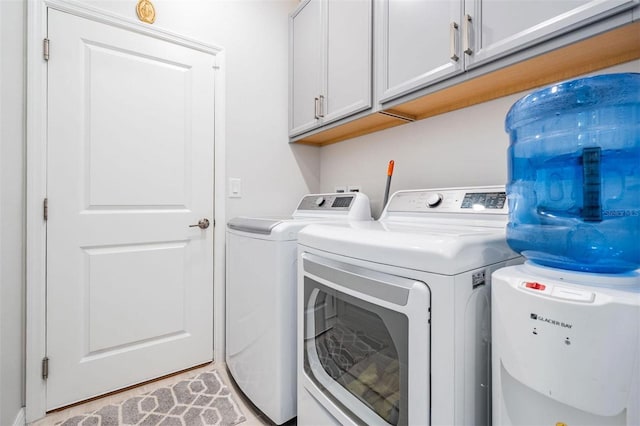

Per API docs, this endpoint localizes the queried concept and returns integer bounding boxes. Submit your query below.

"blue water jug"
[505,73,640,273]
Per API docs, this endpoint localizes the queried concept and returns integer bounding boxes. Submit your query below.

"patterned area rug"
[56,370,246,426]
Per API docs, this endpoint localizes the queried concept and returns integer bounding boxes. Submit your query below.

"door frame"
[25,1,226,421]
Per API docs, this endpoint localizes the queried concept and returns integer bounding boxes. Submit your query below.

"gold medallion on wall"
[136,0,156,24]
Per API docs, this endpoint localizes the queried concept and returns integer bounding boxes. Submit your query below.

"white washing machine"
[492,262,640,426]
[297,186,522,426]
[225,192,371,425]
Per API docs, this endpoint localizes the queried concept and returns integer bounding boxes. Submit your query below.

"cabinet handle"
[463,14,473,55]
[450,22,459,61]
[314,97,320,119]
[318,95,325,118]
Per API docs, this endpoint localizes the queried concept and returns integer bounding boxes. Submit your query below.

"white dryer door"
[301,253,431,426]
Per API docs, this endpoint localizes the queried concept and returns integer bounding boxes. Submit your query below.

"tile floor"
[29,362,277,426]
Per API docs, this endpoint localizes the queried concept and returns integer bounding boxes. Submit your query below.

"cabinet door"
[464,0,639,68]
[290,0,322,137]
[379,0,463,104]
[322,0,373,125]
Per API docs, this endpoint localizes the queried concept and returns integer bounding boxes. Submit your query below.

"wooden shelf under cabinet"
[293,21,640,147]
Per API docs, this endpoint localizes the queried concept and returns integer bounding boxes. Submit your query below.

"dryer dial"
[426,193,443,208]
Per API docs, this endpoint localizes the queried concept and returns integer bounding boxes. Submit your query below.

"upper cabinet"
[378,0,639,104]
[378,0,464,103]
[290,0,322,137]
[289,0,373,137]
[290,0,639,144]
[464,0,639,69]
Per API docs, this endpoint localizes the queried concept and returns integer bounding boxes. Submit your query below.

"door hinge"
[42,357,49,380]
[43,38,50,61]
[43,198,48,221]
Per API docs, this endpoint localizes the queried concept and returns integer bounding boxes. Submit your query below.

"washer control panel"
[460,192,506,210]
[297,193,355,211]
[386,186,508,214]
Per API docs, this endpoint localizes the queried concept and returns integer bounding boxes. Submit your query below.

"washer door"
[301,254,430,426]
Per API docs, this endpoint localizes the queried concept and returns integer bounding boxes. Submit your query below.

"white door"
[46,9,215,409]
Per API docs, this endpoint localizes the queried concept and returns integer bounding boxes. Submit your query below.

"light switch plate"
[228,178,242,198]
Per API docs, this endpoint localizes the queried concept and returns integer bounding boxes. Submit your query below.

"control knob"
[315,196,325,207]
[426,193,443,208]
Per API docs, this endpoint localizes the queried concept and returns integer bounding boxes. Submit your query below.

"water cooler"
[492,73,640,426]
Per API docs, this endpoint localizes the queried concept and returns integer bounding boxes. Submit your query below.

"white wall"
[320,60,640,217]
[0,1,26,425]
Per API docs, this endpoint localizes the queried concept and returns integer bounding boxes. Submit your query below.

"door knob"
[189,218,210,229]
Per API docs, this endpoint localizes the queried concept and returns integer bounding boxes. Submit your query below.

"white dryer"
[225,193,371,425]
[297,186,522,425]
